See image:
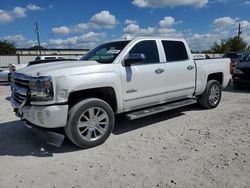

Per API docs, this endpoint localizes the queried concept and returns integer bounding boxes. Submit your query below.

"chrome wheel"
[77,107,109,141]
[208,84,220,105]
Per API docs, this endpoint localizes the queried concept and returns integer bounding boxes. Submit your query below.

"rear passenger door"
[161,40,196,100]
[121,40,167,111]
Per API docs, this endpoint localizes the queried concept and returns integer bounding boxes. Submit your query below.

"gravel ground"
[0,83,250,188]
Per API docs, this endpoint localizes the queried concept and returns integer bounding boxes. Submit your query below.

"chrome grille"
[11,73,30,108]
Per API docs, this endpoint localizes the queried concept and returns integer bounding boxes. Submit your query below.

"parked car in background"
[223,52,250,70]
[232,54,250,89]
[9,56,70,78]
[35,56,67,61]
[0,67,10,82]
[27,58,77,67]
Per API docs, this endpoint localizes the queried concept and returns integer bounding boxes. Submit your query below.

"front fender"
[55,72,124,113]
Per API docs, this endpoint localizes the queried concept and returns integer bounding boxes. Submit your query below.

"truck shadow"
[113,104,204,135]
[0,120,80,157]
[0,104,203,157]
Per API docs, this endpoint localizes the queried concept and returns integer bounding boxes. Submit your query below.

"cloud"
[49,5,54,8]
[132,0,208,8]
[123,24,140,33]
[1,34,36,47]
[72,23,89,33]
[90,10,117,28]
[0,7,27,23]
[0,10,13,23]
[0,4,43,24]
[52,10,118,35]
[186,18,250,51]
[121,16,250,51]
[49,32,105,48]
[213,17,238,28]
[26,4,43,11]
[124,19,137,25]
[12,7,27,18]
[52,26,70,35]
[123,21,183,39]
[159,16,178,27]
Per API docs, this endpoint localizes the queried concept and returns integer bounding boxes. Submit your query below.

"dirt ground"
[0,83,250,188]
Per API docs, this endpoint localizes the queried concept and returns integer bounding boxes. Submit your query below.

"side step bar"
[126,98,197,120]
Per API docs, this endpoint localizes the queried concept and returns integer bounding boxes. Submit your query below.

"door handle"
[155,68,165,74]
[187,65,194,70]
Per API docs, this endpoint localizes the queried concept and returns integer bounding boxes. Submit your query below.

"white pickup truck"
[10,37,231,148]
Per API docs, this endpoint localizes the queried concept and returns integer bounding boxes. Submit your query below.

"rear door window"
[162,41,189,62]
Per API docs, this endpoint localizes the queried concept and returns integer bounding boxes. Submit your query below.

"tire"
[198,80,222,109]
[65,98,115,148]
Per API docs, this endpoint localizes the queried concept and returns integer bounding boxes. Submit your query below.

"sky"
[0,0,250,51]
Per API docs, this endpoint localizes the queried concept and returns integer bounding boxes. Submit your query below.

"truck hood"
[16,60,100,77]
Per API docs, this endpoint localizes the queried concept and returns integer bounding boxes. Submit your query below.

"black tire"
[198,80,222,109]
[65,98,115,148]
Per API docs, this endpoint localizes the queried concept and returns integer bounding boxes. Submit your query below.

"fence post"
[17,55,20,64]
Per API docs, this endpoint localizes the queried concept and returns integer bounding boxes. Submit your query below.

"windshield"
[244,54,250,61]
[80,41,130,64]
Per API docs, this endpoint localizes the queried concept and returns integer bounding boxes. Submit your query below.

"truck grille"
[11,73,30,108]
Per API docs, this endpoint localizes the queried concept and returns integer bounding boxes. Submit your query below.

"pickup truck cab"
[10,37,231,148]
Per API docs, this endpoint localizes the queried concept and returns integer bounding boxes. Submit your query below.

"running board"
[126,99,197,120]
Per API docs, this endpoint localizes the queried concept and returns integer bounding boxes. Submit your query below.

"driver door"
[120,40,167,111]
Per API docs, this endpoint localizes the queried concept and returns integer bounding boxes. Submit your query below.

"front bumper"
[11,99,69,128]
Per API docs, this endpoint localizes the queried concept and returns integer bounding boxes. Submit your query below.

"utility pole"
[35,22,42,56]
[238,23,242,37]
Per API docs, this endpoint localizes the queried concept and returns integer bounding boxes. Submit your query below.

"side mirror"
[124,53,145,66]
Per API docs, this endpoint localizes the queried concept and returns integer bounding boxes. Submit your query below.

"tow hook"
[14,108,22,118]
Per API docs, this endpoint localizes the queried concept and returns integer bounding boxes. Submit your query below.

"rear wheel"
[65,98,115,148]
[198,80,222,109]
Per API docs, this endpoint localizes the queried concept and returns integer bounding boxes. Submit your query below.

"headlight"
[233,69,243,74]
[29,76,54,101]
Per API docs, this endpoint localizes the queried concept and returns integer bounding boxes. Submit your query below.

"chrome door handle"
[187,65,194,70]
[155,68,165,74]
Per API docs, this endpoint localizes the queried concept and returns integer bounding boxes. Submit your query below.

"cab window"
[129,40,159,64]
[162,41,189,62]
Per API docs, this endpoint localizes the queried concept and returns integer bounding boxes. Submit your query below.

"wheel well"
[207,73,223,85]
[68,87,117,112]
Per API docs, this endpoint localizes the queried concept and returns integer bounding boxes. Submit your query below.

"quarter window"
[162,41,189,62]
[129,40,159,64]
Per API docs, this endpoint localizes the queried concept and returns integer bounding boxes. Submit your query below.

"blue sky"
[0,0,250,51]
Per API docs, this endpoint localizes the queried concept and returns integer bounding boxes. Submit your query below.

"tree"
[211,40,230,53]
[210,36,248,53]
[226,36,247,52]
[29,45,46,50]
[0,40,16,55]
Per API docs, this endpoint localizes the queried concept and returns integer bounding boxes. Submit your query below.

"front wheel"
[198,80,222,109]
[65,98,115,148]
